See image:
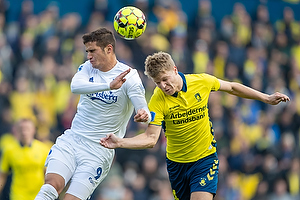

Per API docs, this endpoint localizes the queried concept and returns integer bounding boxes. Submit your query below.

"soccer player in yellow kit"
[0,119,50,200]
[100,51,290,200]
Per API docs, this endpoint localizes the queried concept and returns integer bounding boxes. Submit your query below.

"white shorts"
[45,131,115,200]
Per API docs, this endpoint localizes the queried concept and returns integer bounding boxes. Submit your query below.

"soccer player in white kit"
[35,28,151,200]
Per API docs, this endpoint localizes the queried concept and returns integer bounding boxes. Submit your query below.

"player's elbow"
[146,135,158,148]
[70,82,80,94]
[147,141,156,148]
[225,82,240,96]
[146,143,156,149]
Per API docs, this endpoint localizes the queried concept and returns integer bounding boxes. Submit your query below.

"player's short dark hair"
[82,27,116,52]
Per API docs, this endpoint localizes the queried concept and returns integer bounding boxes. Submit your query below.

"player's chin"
[90,62,99,69]
[165,90,174,96]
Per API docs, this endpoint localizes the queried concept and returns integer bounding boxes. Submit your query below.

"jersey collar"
[172,72,187,97]
[19,141,32,147]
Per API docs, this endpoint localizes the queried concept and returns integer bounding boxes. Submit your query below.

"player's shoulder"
[32,139,51,151]
[186,73,217,83]
[152,87,166,99]
[116,61,139,79]
[77,60,92,72]
[0,141,20,156]
[149,87,166,108]
[186,73,213,79]
[0,133,18,148]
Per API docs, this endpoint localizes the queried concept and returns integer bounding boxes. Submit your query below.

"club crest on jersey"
[78,65,83,71]
[195,93,201,102]
[87,91,118,104]
[199,178,207,186]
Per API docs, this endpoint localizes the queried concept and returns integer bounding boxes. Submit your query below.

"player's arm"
[134,108,150,123]
[0,171,8,194]
[71,67,131,94]
[130,95,151,123]
[126,69,151,123]
[0,149,9,194]
[100,124,161,149]
[129,85,150,123]
[218,79,290,105]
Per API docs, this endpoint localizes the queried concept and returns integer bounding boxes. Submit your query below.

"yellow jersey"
[149,73,220,163]
[0,139,50,200]
[0,133,18,151]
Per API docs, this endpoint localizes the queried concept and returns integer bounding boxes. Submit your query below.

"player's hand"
[110,68,131,90]
[268,92,290,105]
[134,109,149,123]
[100,133,120,149]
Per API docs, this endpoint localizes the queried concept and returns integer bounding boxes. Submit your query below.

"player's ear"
[105,44,113,54]
[173,66,178,74]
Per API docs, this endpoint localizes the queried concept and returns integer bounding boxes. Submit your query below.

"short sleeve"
[148,88,165,126]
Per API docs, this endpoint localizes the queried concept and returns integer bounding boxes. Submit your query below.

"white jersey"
[67,60,149,143]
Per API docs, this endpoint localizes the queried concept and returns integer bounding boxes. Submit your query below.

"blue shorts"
[166,153,219,200]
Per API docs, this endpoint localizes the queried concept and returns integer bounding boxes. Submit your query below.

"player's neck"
[20,140,33,147]
[99,56,118,72]
[176,74,183,92]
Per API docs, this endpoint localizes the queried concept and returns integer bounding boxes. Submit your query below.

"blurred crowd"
[0,0,299,200]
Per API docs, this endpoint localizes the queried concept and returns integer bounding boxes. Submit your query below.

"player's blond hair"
[144,51,175,78]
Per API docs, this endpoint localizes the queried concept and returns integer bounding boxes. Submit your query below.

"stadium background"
[0,0,299,199]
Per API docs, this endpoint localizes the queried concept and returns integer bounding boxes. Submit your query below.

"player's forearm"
[100,125,161,149]
[118,129,160,149]
[70,78,110,94]
[0,172,8,194]
[118,132,157,149]
[131,96,151,124]
[229,82,269,103]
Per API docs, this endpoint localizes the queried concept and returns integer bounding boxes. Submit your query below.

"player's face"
[152,67,182,96]
[85,42,108,70]
[18,120,35,145]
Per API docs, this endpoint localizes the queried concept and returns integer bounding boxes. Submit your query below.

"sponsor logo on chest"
[86,91,118,104]
[86,76,118,104]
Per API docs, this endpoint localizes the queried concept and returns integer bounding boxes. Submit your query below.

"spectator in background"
[212,40,229,79]
[286,157,300,198]
[18,0,34,32]
[255,4,271,26]
[0,80,12,138]
[269,178,294,200]
[0,119,17,200]
[275,6,300,45]
[195,0,215,30]
[192,39,210,73]
[0,118,50,200]
[251,180,269,200]
[9,76,36,122]
[231,3,252,46]
[0,34,14,83]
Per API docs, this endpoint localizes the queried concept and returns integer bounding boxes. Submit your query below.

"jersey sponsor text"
[86,91,118,104]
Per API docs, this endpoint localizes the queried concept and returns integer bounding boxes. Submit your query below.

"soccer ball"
[113,6,147,40]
